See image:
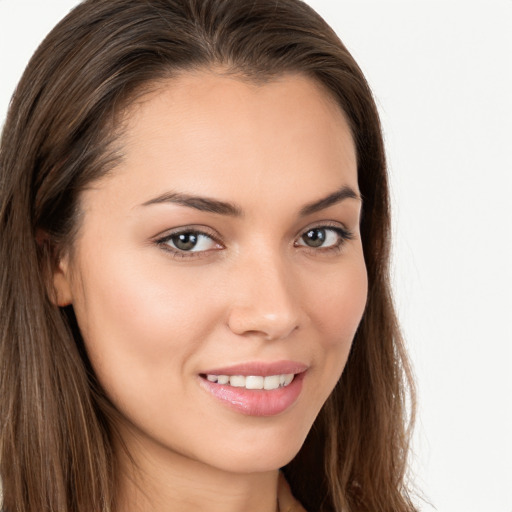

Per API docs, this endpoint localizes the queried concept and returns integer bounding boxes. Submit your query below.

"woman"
[0,1,416,511]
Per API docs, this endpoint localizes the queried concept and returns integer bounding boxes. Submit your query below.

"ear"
[37,229,73,307]
[52,254,73,307]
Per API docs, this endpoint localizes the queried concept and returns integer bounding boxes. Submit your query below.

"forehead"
[88,70,358,212]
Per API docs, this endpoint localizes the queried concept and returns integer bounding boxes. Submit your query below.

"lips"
[198,361,308,416]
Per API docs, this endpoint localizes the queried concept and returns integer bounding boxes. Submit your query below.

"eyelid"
[294,221,355,250]
[152,221,354,260]
[154,225,224,257]
[295,220,353,239]
[154,224,220,240]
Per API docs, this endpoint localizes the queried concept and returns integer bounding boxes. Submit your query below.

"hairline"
[64,64,356,253]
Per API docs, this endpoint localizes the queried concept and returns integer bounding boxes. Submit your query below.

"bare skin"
[53,71,367,511]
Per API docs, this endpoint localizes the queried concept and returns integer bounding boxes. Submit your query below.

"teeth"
[229,375,246,388]
[205,373,295,390]
[264,375,281,390]
[245,376,264,389]
[217,375,230,385]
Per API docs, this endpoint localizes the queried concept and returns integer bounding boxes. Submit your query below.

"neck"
[114,431,280,512]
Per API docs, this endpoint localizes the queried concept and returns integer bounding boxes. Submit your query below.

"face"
[54,71,367,474]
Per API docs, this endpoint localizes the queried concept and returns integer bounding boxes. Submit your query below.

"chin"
[210,449,300,475]
[200,423,311,475]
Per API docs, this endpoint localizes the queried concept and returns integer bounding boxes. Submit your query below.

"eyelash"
[294,224,354,254]
[155,226,223,259]
[155,223,354,259]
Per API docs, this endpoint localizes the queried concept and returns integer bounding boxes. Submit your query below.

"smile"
[203,373,294,390]
[198,362,308,416]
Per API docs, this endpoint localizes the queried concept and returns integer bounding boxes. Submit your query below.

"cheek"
[304,252,368,393]
[70,250,224,402]
[308,255,368,347]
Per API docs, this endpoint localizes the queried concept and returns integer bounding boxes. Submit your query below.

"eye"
[158,229,221,254]
[295,226,353,250]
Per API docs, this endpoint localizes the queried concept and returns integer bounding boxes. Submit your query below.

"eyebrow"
[140,185,360,217]
[141,192,243,216]
[299,185,361,216]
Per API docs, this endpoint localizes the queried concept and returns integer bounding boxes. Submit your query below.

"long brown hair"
[0,1,416,511]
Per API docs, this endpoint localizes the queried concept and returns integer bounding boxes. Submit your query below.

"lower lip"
[198,372,305,417]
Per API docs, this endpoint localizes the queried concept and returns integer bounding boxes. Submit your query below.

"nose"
[226,253,302,341]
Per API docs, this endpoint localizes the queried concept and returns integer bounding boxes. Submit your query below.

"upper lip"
[200,360,308,377]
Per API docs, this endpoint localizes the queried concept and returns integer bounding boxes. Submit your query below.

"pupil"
[304,228,325,247]
[174,233,198,251]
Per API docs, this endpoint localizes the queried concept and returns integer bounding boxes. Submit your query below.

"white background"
[1,1,511,511]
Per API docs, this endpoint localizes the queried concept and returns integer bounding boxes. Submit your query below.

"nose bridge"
[227,244,301,340]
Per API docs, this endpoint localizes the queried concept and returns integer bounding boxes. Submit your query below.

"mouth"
[198,361,307,416]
